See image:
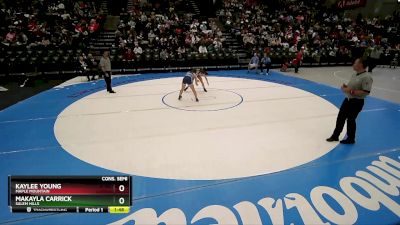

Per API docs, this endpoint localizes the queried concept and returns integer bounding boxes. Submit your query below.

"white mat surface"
[54,77,340,180]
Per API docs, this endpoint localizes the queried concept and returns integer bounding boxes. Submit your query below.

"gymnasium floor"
[0,68,399,224]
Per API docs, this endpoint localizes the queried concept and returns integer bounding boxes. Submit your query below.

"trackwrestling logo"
[110,155,400,225]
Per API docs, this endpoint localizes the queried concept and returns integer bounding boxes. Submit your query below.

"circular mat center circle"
[162,89,243,111]
[54,76,340,180]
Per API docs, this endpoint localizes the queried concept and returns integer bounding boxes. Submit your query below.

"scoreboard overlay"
[8,176,131,213]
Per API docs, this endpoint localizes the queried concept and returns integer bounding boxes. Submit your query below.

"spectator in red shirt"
[88,19,99,33]
[123,48,135,61]
[28,20,38,32]
[281,59,290,72]
[5,29,17,43]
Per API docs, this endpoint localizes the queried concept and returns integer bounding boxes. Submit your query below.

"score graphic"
[8,176,131,213]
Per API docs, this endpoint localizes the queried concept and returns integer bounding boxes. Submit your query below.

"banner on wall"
[336,0,367,9]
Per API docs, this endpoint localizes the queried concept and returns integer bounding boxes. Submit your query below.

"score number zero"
[117,185,126,205]
[101,176,129,205]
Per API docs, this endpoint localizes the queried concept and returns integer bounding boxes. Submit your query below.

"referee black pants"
[104,71,112,92]
[332,98,364,141]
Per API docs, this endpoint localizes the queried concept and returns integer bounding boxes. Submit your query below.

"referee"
[326,58,373,144]
[99,51,116,93]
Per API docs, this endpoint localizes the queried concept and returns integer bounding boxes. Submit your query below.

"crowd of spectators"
[218,0,400,65]
[0,0,104,50]
[114,0,233,66]
[1,0,399,75]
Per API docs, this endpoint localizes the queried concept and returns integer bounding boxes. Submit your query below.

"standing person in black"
[99,51,115,93]
[368,45,383,73]
[327,58,373,144]
[260,53,272,75]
